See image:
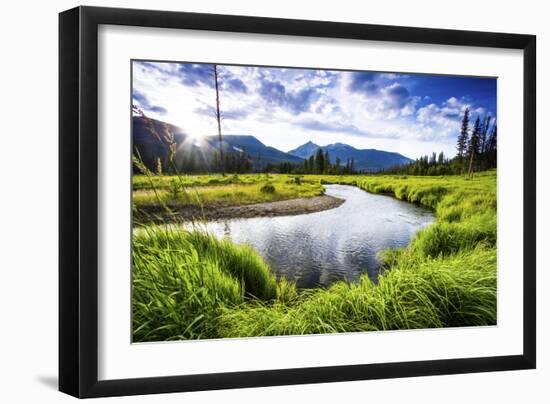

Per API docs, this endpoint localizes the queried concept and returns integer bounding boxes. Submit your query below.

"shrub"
[260,183,276,194]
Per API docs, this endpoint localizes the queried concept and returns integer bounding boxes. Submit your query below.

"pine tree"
[315,149,325,174]
[487,123,497,167]
[457,108,470,172]
[438,151,445,165]
[467,116,481,178]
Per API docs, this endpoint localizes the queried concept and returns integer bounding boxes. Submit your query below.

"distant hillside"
[288,141,412,171]
[133,115,412,173]
[132,116,303,172]
[132,115,188,170]
[288,141,321,159]
[206,135,304,168]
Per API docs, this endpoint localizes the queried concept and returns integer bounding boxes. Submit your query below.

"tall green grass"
[133,227,278,341]
[316,171,497,258]
[216,248,496,337]
[132,171,497,341]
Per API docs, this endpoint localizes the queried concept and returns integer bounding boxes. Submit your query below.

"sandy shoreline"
[136,195,345,222]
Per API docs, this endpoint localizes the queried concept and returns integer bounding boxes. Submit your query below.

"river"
[189,184,434,288]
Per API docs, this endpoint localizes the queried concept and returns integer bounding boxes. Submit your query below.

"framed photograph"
[59,6,536,398]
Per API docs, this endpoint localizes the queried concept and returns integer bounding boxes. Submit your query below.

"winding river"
[191,184,434,288]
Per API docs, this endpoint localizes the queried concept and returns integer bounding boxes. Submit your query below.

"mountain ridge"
[132,116,303,171]
[288,141,412,171]
[132,115,412,172]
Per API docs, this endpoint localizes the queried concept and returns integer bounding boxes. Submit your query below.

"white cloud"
[132,62,493,159]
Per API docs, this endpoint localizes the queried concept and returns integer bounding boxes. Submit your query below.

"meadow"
[133,173,323,215]
[132,170,497,341]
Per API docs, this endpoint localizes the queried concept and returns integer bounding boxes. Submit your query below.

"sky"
[132,61,496,159]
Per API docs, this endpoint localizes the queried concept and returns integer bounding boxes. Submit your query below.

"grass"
[132,173,324,212]
[313,171,497,258]
[133,173,267,191]
[216,248,496,337]
[133,227,278,341]
[132,170,497,342]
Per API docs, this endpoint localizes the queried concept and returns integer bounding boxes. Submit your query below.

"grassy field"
[132,170,497,341]
[133,173,324,211]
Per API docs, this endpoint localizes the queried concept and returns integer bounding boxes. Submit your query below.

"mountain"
[133,115,412,173]
[288,141,412,171]
[132,116,303,172]
[208,135,304,167]
[132,115,188,170]
[288,141,321,159]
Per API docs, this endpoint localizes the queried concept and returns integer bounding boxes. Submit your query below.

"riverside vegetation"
[132,170,497,342]
[133,173,323,213]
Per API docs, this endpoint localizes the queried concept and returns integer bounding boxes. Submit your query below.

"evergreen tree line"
[386,108,497,176]
[194,150,252,174]
[146,149,255,175]
[264,148,357,175]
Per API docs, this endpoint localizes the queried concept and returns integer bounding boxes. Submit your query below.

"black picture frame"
[59,6,536,398]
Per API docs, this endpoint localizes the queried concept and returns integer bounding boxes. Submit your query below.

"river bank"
[135,194,344,222]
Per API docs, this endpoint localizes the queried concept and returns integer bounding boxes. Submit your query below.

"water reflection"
[189,185,434,288]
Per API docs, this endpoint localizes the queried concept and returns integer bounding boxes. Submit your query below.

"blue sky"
[132,61,496,159]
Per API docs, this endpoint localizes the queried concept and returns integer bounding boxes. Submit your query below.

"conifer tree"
[467,116,481,178]
[324,150,330,173]
[487,123,497,167]
[438,151,445,165]
[430,152,437,165]
[335,156,341,174]
[315,148,325,173]
[457,108,470,172]
[308,155,315,174]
